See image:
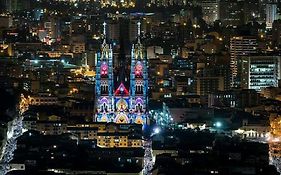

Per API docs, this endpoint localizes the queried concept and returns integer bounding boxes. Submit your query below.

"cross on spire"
[103,22,107,43]
[137,21,141,44]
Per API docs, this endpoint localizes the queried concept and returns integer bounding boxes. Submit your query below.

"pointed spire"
[103,22,107,44]
[135,21,143,59]
[137,21,141,44]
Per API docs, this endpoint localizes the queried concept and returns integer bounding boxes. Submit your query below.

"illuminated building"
[100,0,136,8]
[1,0,30,12]
[43,17,61,44]
[0,43,13,56]
[208,89,260,109]
[147,0,187,7]
[95,22,148,125]
[219,0,243,26]
[266,3,277,29]
[149,103,172,128]
[230,36,257,87]
[23,119,143,148]
[71,42,85,54]
[238,55,281,91]
[19,93,59,113]
[199,0,219,24]
[261,87,281,99]
[269,115,281,173]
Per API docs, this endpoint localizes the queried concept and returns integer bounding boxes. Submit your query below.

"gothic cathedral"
[95,22,148,125]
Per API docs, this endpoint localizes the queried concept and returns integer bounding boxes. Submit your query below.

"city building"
[1,1,281,174]
[1,0,30,12]
[272,20,281,47]
[266,3,278,29]
[0,16,13,28]
[238,55,281,91]
[107,20,120,42]
[230,36,257,87]
[199,0,219,24]
[20,93,59,107]
[100,0,136,8]
[219,0,243,26]
[23,115,67,135]
[208,89,261,109]
[95,23,148,124]
[68,123,143,148]
[196,76,224,96]
[243,0,262,24]
[261,87,281,99]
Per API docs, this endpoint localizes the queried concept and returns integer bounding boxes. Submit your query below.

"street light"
[153,127,160,135]
[150,126,161,137]
[214,121,222,128]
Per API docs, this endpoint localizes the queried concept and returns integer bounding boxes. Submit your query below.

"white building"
[200,0,219,24]
[230,36,257,87]
[239,55,281,91]
[266,3,278,29]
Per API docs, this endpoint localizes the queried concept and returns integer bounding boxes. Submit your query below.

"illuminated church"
[94,22,148,125]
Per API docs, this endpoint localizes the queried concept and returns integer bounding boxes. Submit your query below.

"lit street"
[0,115,23,174]
[143,140,154,175]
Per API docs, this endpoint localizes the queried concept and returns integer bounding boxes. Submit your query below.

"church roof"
[114,83,129,96]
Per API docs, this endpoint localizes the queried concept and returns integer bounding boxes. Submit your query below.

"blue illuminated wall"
[95,25,148,125]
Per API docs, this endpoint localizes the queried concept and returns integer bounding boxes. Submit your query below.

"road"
[142,139,154,175]
[0,115,23,174]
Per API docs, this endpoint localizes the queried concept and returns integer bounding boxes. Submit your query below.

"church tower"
[129,22,148,124]
[95,22,114,122]
[95,22,148,125]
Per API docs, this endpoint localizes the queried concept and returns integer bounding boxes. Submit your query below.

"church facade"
[94,23,148,125]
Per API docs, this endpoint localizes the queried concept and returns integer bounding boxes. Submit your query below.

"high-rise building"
[196,76,225,96]
[238,55,281,91]
[219,0,243,26]
[1,0,30,12]
[243,0,261,24]
[95,22,148,124]
[108,20,120,42]
[230,36,257,87]
[272,20,281,47]
[129,20,139,43]
[0,0,4,13]
[266,3,278,29]
[200,0,219,24]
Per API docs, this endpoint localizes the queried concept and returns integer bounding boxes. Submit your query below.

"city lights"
[214,121,222,128]
[0,0,281,174]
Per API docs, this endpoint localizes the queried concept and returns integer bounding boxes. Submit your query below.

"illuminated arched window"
[101,81,108,94]
[135,80,143,94]
[135,62,143,78]
[101,62,108,78]
[135,97,144,112]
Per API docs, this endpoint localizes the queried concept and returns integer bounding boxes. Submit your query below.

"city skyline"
[0,0,281,174]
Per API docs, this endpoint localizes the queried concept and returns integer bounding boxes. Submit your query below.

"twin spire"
[102,21,141,44]
[102,21,143,60]
[137,21,141,44]
[103,22,107,44]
